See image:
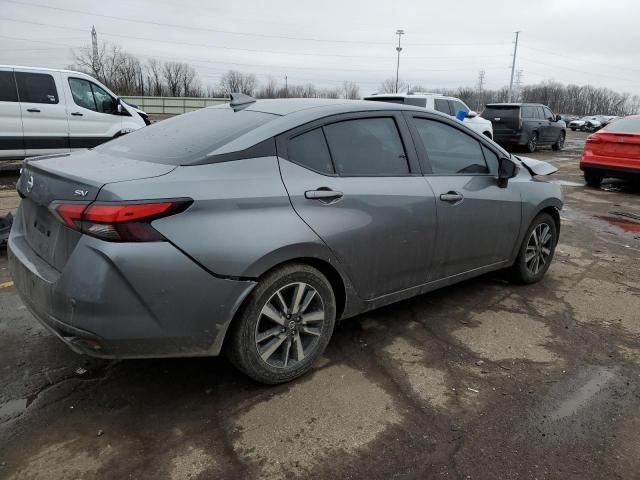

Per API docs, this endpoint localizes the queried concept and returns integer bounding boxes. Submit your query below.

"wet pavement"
[0,130,639,479]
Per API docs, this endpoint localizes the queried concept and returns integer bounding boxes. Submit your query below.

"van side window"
[0,72,18,102]
[15,72,59,104]
[69,78,97,111]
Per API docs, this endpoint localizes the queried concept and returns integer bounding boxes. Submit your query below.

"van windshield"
[94,106,277,165]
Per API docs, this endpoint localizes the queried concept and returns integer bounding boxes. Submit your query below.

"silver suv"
[9,96,562,384]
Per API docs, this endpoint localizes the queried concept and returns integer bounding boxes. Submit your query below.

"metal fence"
[121,96,228,115]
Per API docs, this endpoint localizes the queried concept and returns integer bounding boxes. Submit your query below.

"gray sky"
[1,0,639,96]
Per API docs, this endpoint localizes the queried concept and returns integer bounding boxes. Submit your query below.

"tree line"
[71,42,639,115]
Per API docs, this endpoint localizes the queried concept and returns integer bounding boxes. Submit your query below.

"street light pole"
[395,29,405,93]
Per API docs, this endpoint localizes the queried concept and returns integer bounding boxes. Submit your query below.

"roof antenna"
[229,92,256,111]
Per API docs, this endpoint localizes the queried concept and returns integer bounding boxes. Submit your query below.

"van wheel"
[583,169,603,187]
[552,132,565,151]
[511,212,557,284]
[227,264,336,384]
[526,132,538,153]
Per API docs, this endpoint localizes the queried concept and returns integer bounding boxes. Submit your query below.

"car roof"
[364,92,457,100]
[0,64,90,76]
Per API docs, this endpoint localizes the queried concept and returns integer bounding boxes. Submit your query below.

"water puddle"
[597,216,640,233]
[550,367,617,420]
[0,398,28,422]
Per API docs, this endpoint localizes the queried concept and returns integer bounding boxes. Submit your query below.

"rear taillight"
[585,135,602,144]
[49,199,192,242]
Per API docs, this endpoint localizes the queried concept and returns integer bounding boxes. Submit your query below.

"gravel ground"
[0,130,639,480]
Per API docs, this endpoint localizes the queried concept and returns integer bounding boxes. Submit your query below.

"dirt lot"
[0,130,639,480]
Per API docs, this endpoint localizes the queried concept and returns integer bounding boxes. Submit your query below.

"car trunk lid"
[16,151,176,271]
[589,132,640,160]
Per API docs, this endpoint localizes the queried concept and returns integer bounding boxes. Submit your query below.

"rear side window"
[522,106,535,118]
[95,107,277,165]
[414,118,489,175]
[434,99,451,115]
[287,128,334,175]
[15,72,59,104]
[604,118,640,133]
[0,72,18,102]
[323,118,409,176]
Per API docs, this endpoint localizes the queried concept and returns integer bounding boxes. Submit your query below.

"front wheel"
[227,264,336,384]
[511,213,557,284]
[552,132,565,151]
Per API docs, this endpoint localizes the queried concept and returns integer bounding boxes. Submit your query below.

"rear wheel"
[511,212,557,284]
[227,264,336,384]
[583,169,604,187]
[526,132,538,153]
[552,132,565,151]
[571,127,576,131]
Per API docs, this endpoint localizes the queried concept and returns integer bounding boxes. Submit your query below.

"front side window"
[0,72,18,102]
[91,83,117,113]
[450,100,469,116]
[414,118,489,175]
[323,117,409,176]
[536,107,546,119]
[287,128,334,175]
[69,78,96,110]
[543,107,554,120]
[434,99,451,115]
[15,72,58,104]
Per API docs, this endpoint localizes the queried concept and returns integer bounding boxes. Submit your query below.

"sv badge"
[74,189,89,197]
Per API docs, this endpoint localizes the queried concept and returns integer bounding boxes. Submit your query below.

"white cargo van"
[0,65,147,159]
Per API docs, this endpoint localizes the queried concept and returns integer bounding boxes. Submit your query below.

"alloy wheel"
[254,282,325,369]
[525,223,553,275]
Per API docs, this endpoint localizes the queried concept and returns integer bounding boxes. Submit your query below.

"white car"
[0,65,147,159]
[568,116,601,131]
[364,92,494,139]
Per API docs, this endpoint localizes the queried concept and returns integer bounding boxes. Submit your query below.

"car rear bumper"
[493,132,527,146]
[8,211,256,358]
[580,152,640,177]
[580,162,640,179]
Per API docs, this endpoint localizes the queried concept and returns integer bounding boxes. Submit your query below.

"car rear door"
[65,75,123,148]
[0,68,25,159]
[277,111,438,300]
[406,113,522,279]
[15,69,70,156]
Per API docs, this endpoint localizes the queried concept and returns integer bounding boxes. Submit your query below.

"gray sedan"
[8,96,562,384]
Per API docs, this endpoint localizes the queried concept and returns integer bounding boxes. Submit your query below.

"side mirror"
[498,158,517,188]
[466,110,478,118]
[555,114,562,122]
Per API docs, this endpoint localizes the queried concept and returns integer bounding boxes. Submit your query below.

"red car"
[580,115,640,187]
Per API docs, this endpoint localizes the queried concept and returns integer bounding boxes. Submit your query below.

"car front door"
[542,106,561,143]
[407,114,522,279]
[15,70,70,156]
[277,112,438,300]
[0,68,24,159]
[66,77,123,148]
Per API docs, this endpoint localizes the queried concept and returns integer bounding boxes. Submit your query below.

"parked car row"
[568,115,618,132]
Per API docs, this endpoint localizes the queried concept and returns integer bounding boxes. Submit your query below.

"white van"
[0,65,147,159]
[364,92,494,139]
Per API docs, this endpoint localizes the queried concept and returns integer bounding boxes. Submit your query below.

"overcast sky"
[1,0,639,96]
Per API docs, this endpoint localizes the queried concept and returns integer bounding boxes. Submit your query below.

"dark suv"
[481,103,566,153]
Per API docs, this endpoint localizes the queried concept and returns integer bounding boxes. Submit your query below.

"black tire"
[552,131,565,151]
[571,127,576,131]
[583,169,604,188]
[226,264,336,384]
[510,212,558,284]
[526,132,538,153]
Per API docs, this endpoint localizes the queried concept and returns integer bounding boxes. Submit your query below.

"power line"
[3,0,509,48]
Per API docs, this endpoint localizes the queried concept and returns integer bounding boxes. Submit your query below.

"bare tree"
[146,58,163,96]
[163,61,185,96]
[342,81,360,99]
[219,70,256,96]
[378,77,408,94]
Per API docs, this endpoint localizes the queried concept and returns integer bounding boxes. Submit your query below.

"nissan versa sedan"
[9,96,563,384]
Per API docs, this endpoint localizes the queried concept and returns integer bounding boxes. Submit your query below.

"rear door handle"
[26,108,40,113]
[71,112,83,116]
[439,191,464,204]
[305,189,343,201]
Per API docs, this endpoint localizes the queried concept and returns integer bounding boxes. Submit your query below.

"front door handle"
[439,191,464,204]
[305,189,343,202]
[71,112,83,116]
[26,108,40,113]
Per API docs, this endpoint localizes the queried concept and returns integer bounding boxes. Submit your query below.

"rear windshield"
[604,118,640,133]
[94,106,277,165]
[481,106,520,119]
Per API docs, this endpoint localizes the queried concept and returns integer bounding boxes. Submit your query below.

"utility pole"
[91,25,99,77]
[395,29,405,93]
[284,75,288,98]
[478,70,485,111]
[514,69,523,101]
[508,31,520,103]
